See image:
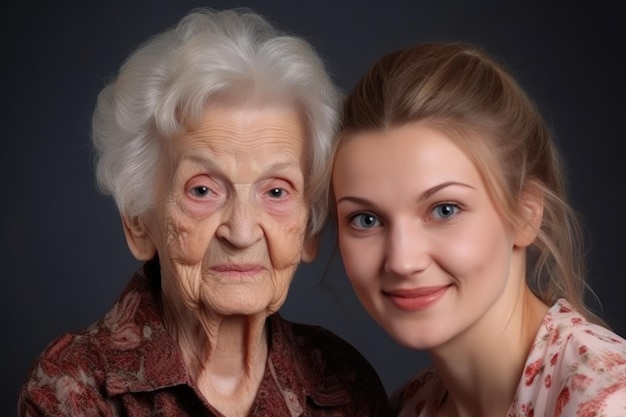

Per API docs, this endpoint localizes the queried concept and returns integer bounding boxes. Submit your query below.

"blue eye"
[350,213,381,229]
[432,203,458,219]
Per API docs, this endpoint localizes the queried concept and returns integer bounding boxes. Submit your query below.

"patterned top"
[397,299,626,417]
[18,260,390,417]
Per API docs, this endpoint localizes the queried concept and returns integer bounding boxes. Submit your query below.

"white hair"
[92,8,341,237]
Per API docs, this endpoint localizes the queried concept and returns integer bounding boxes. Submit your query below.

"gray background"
[4,1,625,413]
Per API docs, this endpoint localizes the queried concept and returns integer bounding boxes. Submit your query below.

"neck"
[431,283,549,417]
[162,295,270,416]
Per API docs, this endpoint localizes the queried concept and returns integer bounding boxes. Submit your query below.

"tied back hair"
[334,42,604,325]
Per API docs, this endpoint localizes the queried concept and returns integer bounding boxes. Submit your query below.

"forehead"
[175,103,307,157]
[334,123,481,185]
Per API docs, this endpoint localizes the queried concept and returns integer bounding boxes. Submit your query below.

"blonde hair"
[334,42,603,324]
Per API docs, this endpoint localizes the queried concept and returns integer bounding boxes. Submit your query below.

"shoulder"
[541,299,626,372]
[25,325,109,382]
[523,299,626,416]
[554,313,626,414]
[18,266,157,416]
[20,271,155,395]
[18,329,110,416]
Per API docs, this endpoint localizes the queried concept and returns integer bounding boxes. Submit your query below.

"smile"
[383,285,450,311]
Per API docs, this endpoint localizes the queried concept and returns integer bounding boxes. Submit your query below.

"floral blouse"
[18,260,390,417]
[397,299,626,416]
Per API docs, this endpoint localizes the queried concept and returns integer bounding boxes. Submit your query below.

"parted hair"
[334,42,603,324]
[92,7,341,238]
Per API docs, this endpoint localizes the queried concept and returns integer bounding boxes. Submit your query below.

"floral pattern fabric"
[18,260,390,417]
[397,299,626,416]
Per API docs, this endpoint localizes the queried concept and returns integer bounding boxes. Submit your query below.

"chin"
[214,304,270,317]
[197,294,265,317]
[382,321,448,351]
[400,338,440,351]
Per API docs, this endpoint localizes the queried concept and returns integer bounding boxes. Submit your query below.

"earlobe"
[514,183,544,248]
[122,214,157,261]
[301,234,320,263]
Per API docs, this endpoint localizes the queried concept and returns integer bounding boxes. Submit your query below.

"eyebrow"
[418,181,476,201]
[336,181,475,206]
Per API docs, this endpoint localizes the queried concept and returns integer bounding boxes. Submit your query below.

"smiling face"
[332,123,530,350]
[126,102,315,319]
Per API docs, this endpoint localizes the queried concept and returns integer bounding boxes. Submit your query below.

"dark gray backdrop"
[4,1,625,413]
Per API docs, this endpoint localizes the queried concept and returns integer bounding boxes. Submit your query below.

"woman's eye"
[432,203,459,219]
[350,213,381,229]
[190,185,212,198]
[268,188,286,198]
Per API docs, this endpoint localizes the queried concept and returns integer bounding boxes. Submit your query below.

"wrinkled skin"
[123,102,317,414]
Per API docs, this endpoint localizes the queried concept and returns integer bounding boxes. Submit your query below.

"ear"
[301,233,320,263]
[513,182,544,248]
[121,214,157,261]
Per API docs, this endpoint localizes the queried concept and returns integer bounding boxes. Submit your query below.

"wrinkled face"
[332,123,525,350]
[140,103,315,318]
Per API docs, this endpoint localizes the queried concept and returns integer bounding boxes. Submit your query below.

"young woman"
[331,42,626,416]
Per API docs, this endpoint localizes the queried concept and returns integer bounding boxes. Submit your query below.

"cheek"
[338,234,380,289]
[265,210,308,270]
[435,221,512,280]
[264,218,305,311]
[164,214,216,265]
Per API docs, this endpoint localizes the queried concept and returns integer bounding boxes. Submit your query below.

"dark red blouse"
[18,261,390,416]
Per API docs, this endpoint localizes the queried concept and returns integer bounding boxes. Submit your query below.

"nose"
[384,220,430,277]
[216,185,263,248]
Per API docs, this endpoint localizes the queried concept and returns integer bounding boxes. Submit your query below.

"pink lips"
[384,285,450,311]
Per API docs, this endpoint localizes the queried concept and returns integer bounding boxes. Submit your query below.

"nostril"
[216,217,263,249]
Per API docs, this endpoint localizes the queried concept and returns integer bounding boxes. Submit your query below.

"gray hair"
[92,8,341,237]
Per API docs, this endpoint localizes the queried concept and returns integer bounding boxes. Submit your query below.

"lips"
[383,285,450,311]
[212,264,263,272]
[210,264,265,278]
[385,285,449,297]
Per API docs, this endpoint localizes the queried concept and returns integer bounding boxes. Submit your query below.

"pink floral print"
[397,299,626,416]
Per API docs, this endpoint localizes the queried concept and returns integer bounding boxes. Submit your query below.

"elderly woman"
[18,8,390,417]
